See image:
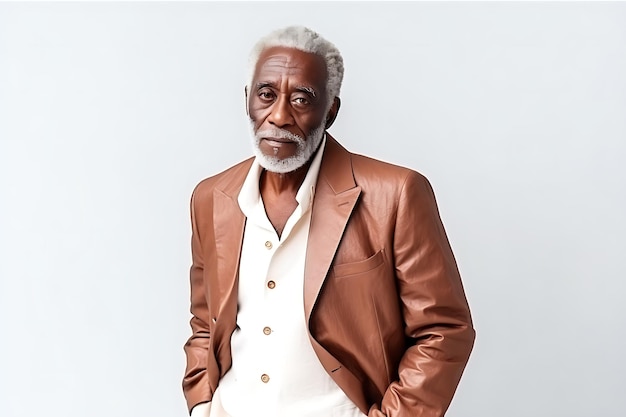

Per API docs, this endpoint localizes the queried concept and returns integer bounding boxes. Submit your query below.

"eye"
[258,89,275,101]
[292,96,310,106]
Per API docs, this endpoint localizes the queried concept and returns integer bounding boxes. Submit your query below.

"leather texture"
[183,135,475,417]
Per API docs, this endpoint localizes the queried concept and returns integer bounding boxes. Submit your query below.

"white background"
[1,2,625,416]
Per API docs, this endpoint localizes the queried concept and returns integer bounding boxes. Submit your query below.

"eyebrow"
[255,82,317,98]
[296,86,317,98]
[255,82,277,90]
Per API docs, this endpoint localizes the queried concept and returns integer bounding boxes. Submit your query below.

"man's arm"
[182,190,213,414]
[371,171,475,417]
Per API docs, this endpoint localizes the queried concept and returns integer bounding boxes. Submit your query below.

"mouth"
[263,137,295,146]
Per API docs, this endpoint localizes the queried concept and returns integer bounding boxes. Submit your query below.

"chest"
[262,192,299,238]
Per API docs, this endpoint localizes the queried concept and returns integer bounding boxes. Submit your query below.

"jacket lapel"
[304,135,361,323]
[212,161,252,319]
[303,136,369,413]
[210,141,361,331]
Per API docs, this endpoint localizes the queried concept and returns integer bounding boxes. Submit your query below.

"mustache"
[255,127,305,144]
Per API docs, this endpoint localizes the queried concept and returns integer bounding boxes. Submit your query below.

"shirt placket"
[255,227,281,411]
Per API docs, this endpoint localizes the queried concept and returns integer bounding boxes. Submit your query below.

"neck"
[260,160,312,196]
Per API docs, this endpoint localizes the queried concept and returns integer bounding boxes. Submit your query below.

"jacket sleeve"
[182,189,214,413]
[370,171,475,417]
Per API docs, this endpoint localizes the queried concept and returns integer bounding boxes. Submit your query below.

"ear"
[244,85,249,116]
[325,97,341,129]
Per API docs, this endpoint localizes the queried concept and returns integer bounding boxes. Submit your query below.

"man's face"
[247,46,332,173]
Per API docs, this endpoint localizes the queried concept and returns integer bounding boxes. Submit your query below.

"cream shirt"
[191,137,364,417]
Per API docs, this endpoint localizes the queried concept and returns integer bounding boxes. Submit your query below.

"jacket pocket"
[332,249,385,278]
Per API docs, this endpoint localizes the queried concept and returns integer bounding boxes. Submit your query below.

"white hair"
[247,25,344,108]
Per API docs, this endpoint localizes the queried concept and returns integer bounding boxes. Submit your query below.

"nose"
[267,94,294,128]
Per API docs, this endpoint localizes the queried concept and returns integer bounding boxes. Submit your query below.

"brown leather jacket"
[183,135,475,416]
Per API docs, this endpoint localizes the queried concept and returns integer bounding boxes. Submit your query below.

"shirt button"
[261,374,270,383]
[264,241,273,249]
[267,280,276,289]
[263,326,271,335]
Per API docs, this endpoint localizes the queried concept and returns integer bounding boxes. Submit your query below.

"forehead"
[253,46,328,90]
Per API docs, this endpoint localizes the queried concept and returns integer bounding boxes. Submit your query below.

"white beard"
[249,121,325,174]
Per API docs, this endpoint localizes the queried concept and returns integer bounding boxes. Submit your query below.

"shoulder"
[324,135,431,194]
[349,151,432,196]
[343,148,444,234]
[191,157,254,203]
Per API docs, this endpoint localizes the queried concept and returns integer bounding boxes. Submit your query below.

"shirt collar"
[238,135,327,219]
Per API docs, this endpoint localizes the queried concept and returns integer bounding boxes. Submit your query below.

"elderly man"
[183,26,475,417]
